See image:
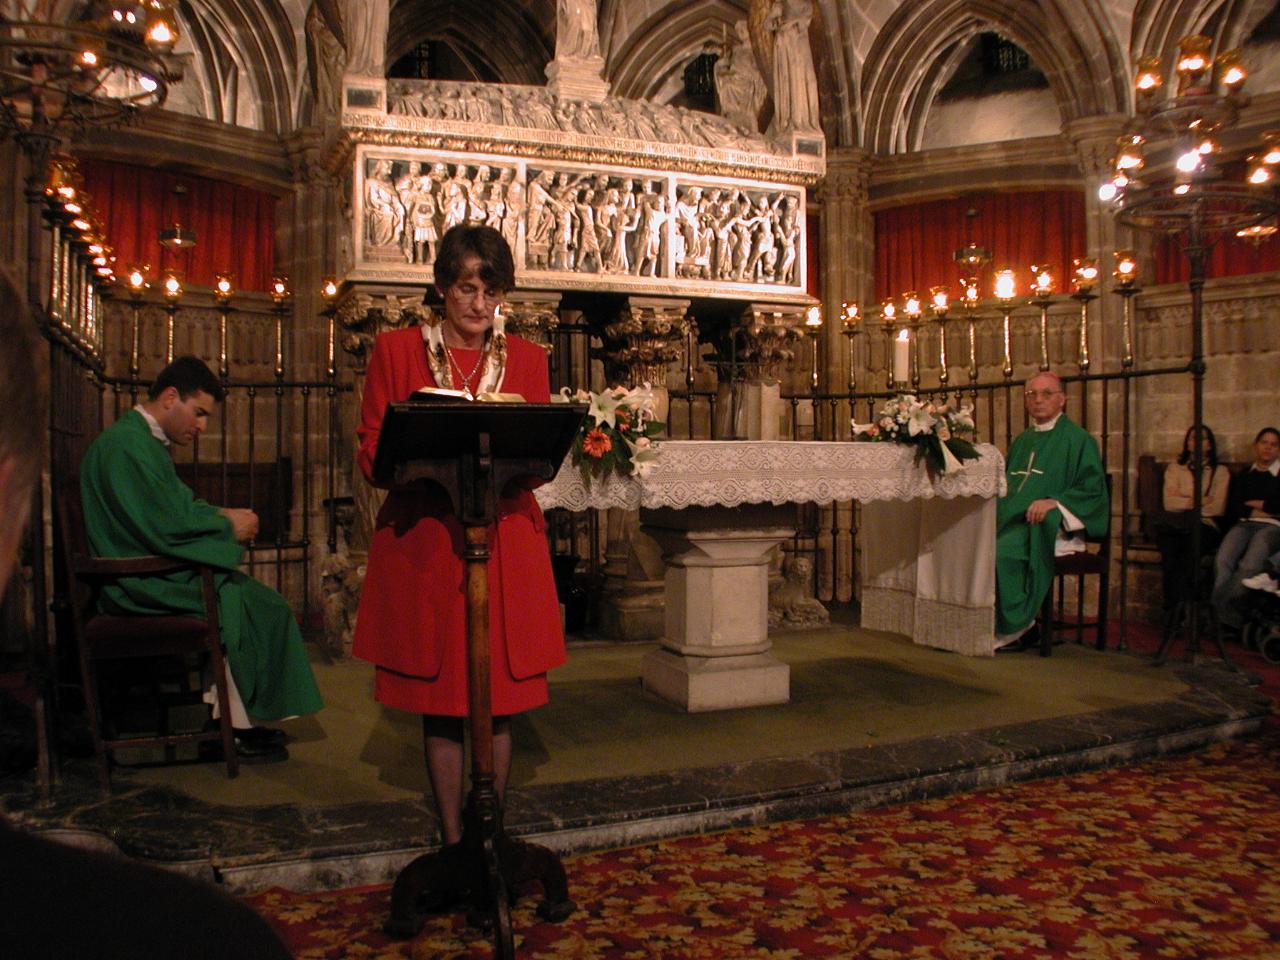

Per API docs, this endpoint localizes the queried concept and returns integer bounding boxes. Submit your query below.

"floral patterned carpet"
[246,632,1280,959]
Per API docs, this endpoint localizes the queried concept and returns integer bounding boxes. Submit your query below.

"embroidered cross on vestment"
[1009,451,1044,494]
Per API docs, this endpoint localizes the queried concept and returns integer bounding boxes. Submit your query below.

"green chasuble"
[996,414,1109,635]
[79,411,322,721]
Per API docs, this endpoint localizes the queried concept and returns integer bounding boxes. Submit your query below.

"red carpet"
[246,626,1280,959]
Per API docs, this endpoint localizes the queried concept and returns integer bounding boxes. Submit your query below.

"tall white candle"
[893,329,910,384]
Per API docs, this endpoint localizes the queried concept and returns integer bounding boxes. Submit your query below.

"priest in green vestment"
[79,357,322,737]
[996,372,1109,645]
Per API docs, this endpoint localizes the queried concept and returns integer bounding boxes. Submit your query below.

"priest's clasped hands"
[221,507,260,542]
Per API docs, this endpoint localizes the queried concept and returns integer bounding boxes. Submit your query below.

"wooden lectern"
[372,399,586,955]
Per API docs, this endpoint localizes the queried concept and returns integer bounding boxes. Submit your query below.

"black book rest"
[374,401,586,957]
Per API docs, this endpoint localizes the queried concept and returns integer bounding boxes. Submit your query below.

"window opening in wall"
[937,31,1048,101]
[387,40,497,83]
[680,51,719,113]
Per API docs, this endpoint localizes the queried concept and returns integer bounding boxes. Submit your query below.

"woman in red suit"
[354,224,564,846]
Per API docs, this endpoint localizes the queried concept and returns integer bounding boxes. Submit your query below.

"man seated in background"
[0,270,292,958]
[79,355,323,762]
[995,372,1109,652]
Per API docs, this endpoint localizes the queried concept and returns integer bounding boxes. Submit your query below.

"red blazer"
[352,327,566,692]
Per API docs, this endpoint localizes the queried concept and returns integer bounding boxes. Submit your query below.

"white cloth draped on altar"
[537,440,1007,658]
[535,440,1004,511]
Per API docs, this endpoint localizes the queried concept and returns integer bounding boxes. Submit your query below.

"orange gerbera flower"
[582,428,613,458]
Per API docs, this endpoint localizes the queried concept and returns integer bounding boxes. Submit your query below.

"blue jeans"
[1212,522,1280,628]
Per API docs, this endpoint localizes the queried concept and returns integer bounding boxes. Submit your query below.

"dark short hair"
[433,224,515,295]
[148,355,225,403]
[1177,424,1218,468]
[0,268,47,518]
[1256,427,1280,445]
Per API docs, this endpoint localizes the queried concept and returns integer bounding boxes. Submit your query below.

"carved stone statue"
[713,20,766,133]
[343,0,389,76]
[768,555,829,628]
[304,0,345,120]
[763,0,821,136]
[364,158,402,248]
[556,0,602,60]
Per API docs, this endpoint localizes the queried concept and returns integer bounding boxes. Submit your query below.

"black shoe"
[199,732,288,765]
[233,725,287,747]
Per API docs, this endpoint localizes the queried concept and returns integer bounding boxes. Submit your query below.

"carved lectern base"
[384,803,576,940]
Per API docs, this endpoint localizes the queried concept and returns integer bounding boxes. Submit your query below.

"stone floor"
[0,615,1269,896]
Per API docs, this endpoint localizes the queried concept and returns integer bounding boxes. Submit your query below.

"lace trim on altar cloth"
[535,440,1006,513]
[861,586,996,658]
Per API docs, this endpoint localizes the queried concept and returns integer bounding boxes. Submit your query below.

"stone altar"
[536,440,1006,711]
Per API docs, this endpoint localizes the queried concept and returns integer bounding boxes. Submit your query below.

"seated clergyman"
[995,371,1109,651]
[79,356,323,762]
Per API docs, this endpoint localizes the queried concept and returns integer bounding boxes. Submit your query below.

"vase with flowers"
[554,383,664,485]
[853,395,980,476]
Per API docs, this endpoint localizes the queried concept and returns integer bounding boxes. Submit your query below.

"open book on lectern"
[370,398,589,489]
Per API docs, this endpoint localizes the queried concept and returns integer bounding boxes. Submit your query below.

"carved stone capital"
[600,296,691,387]
[503,291,563,351]
[732,302,808,381]
[1061,113,1131,179]
[336,287,429,362]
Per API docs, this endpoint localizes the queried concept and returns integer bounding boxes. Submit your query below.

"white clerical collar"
[134,404,170,446]
[1032,412,1063,432]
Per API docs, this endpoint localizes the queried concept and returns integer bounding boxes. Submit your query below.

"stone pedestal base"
[639,504,795,711]
[640,648,789,712]
[545,58,610,103]
[596,581,665,642]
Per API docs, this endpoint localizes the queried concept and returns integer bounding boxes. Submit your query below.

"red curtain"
[874,190,1086,301]
[1155,230,1280,284]
[77,158,279,292]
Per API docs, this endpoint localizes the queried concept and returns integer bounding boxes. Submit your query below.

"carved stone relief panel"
[350,145,809,302]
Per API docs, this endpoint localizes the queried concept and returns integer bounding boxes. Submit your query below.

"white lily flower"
[939,441,966,474]
[907,404,936,437]
[588,389,622,429]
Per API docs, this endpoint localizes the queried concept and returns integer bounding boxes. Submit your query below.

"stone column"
[1063,114,1136,429]
[714,303,806,440]
[595,296,691,641]
[816,148,873,602]
[1064,114,1136,625]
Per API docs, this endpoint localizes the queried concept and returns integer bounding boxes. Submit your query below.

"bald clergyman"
[995,372,1109,650]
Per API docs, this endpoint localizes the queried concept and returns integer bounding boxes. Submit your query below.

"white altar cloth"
[535,440,1004,511]
[536,440,1007,658]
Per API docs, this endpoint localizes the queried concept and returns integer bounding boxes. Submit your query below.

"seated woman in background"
[1212,426,1280,635]
[1155,425,1230,618]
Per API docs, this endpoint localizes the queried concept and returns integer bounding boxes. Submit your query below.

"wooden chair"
[1037,475,1112,657]
[56,480,238,787]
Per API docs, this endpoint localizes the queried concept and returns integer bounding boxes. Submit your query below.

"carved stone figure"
[498,168,524,250]
[342,0,389,76]
[774,195,800,284]
[320,502,365,656]
[768,555,829,628]
[364,159,402,248]
[304,0,345,120]
[714,20,766,133]
[763,0,821,136]
[556,0,602,60]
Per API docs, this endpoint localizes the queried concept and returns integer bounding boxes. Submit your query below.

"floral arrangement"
[555,383,664,484]
[853,395,980,475]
